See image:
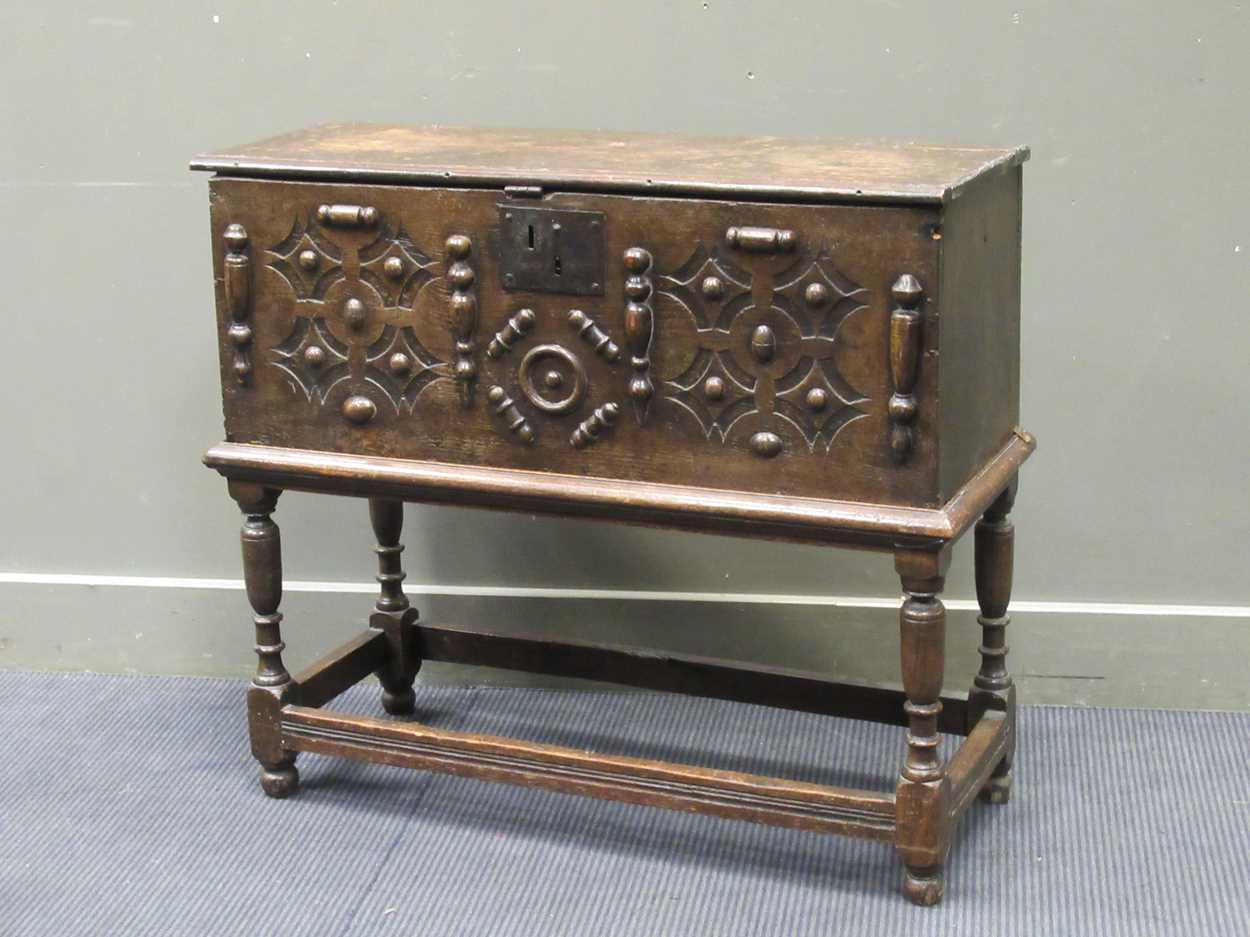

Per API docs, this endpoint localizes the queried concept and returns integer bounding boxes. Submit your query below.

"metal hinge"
[503,185,544,199]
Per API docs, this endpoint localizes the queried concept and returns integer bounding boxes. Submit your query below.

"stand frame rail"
[417,621,972,735]
[281,704,898,841]
[280,624,973,733]
[270,625,1012,850]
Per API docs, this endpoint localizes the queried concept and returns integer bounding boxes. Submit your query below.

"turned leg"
[894,547,952,906]
[970,480,1018,804]
[368,498,421,716]
[230,481,299,798]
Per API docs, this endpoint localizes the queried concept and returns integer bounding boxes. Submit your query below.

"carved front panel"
[210,179,941,506]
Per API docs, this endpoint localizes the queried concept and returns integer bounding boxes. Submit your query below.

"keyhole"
[551,221,561,276]
[527,225,535,250]
[553,255,562,276]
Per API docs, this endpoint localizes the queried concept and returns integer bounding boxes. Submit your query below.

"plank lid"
[191,123,1028,205]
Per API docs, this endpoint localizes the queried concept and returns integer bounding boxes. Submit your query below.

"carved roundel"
[517,343,587,415]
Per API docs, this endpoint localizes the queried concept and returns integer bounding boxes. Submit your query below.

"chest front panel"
[209,178,941,506]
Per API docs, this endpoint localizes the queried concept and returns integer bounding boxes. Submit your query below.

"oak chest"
[194,124,1034,905]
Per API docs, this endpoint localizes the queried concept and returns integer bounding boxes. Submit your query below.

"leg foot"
[259,761,299,799]
[381,684,416,716]
[980,760,1013,804]
[902,865,945,906]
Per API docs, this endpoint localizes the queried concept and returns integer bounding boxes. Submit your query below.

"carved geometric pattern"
[487,385,535,445]
[568,309,621,363]
[656,244,752,330]
[570,402,621,449]
[444,234,478,407]
[772,255,870,340]
[481,313,622,450]
[665,348,758,441]
[887,274,924,463]
[259,205,876,456]
[262,207,459,430]
[363,324,448,413]
[267,215,345,301]
[223,224,253,385]
[486,308,536,360]
[622,248,656,423]
[517,343,588,416]
[270,316,351,403]
[658,245,871,457]
[774,357,869,451]
[358,224,437,309]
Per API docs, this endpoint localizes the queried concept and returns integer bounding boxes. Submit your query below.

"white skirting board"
[0,574,1246,711]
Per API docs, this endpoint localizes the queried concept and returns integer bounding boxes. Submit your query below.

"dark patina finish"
[194,123,1033,906]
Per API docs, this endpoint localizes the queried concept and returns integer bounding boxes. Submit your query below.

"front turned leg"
[895,547,952,907]
[970,480,1018,804]
[368,498,420,716]
[229,481,298,798]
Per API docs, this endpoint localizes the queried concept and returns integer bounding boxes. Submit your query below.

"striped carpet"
[1,671,1247,936]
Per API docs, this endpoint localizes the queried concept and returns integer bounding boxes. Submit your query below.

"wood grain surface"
[193,123,1029,205]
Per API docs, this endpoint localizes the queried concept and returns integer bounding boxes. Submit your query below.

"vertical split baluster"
[622,247,654,423]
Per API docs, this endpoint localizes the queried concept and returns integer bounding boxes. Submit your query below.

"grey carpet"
[1,672,1247,937]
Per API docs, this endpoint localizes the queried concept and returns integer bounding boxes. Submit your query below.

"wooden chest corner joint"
[195,125,1033,907]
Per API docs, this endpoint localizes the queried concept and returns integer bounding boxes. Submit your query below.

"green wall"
[0,2,1246,708]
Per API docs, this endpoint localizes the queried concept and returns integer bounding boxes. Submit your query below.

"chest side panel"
[936,168,1023,500]
[208,178,941,506]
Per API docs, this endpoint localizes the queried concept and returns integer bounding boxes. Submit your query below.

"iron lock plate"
[497,204,606,296]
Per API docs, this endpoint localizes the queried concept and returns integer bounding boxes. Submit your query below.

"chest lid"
[191,123,1027,205]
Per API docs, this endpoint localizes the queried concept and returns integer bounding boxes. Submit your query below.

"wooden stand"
[213,432,1028,906]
